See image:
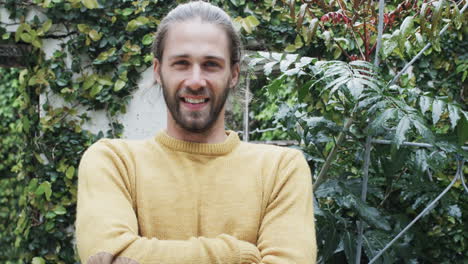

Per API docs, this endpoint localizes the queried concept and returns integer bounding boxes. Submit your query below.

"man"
[75,1,316,264]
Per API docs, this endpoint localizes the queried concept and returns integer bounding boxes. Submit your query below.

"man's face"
[154,19,239,133]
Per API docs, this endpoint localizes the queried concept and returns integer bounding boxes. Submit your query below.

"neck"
[165,111,228,144]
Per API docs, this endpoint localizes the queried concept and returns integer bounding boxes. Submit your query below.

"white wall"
[1,8,167,139]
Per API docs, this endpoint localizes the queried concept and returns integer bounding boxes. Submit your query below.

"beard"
[160,75,231,133]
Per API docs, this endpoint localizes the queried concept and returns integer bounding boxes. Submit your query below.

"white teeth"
[185,98,205,104]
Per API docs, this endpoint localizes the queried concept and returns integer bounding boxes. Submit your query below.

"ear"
[153,58,161,84]
[229,63,240,89]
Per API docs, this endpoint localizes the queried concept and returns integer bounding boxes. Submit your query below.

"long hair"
[151,1,242,66]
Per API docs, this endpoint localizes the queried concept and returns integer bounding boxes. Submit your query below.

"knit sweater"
[76,130,317,264]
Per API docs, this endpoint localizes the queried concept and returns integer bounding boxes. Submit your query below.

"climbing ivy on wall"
[0,0,292,262]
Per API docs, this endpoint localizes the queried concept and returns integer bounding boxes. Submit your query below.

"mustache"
[177,87,211,97]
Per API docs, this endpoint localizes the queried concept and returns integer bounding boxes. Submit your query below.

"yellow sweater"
[76,131,317,264]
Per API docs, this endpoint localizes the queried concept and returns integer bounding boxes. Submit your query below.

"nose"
[185,65,207,90]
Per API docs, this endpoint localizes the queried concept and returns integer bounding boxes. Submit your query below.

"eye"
[173,60,189,66]
[204,61,221,68]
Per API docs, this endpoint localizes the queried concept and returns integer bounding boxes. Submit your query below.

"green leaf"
[32,257,46,264]
[142,33,154,45]
[248,57,264,68]
[36,181,52,201]
[32,38,42,49]
[88,29,102,41]
[279,54,298,72]
[331,44,341,59]
[126,16,149,32]
[325,75,350,96]
[393,115,411,149]
[343,231,356,264]
[2,32,10,40]
[320,225,341,262]
[77,24,90,33]
[83,74,97,90]
[244,15,260,29]
[381,34,397,59]
[34,152,44,164]
[15,24,24,42]
[415,149,428,173]
[419,96,432,114]
[447,104,460,129]
[94,48,116,64]
[432,99,445,125]
[284,44,297,52]
[453,4,462,30]
[22,117,31,133]
[230,0,244,7]
[358,95,382,110]
[42,0,51,7]
[370,108,397,134]
[362,230,393,264]
[90,85,103,97]
[347,78,363,100]
[306,18,319,44]
[431,0,445,36]
[122,7,134,16]
[404,40,413,56]
[20,33,32,43]
[113,79,126,92]
[339,194,391,231]
[349,60,377,70]
[456,116,468,146]
[45,211,56,219]
[258,51,270,59]
[400,16,414,36]
[82,0,99,9]
[271,52,283,61]
[420,3,429,35]
[298,80,313,102]
[41,19,53,34]
[304,117,340,134]
[415,32,425,48]
[294,35,303,49]
[53,205,67,215]
[412,116,434,142]
[263,61,277,75]
[65,166,75,179]
[98,76,113,86]
[267,75,286,94]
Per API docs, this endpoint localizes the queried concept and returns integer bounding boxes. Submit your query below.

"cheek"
[161,71,180,88]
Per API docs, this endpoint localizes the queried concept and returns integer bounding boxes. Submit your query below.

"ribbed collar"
[155,130,241,156]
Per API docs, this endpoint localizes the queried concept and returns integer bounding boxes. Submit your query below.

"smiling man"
[75,2,316,264]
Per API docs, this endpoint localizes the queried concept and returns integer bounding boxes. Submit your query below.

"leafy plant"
[247,0,467,262]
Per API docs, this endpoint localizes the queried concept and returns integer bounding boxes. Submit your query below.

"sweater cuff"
[237,240,261,264]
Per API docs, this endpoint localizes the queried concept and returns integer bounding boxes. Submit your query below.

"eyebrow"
[168,54,226,62]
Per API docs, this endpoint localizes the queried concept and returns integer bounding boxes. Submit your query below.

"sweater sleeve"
[257,149,317,264]
[75,140,261,264]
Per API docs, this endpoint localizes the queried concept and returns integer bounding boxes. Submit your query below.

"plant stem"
[313,111,355,191]
[355,134,373,263]
[373,0,385,66]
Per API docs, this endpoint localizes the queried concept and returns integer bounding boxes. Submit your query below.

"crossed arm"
[75,141,316,264]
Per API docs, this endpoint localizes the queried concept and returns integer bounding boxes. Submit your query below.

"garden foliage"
[0,0,467,263]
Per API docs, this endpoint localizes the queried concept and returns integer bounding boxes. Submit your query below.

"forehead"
[162,19,230,61]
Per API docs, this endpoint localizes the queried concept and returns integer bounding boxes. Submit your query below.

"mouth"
[179,95,210,110]
[181,97,209,104]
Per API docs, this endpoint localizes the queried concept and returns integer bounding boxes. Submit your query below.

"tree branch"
[43,31,78,39]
